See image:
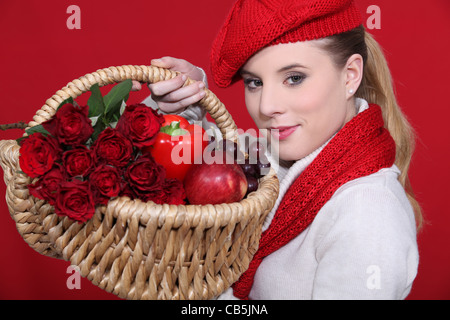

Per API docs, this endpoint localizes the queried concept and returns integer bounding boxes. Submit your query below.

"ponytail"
[361,31,423,230]
[321,26,423,230]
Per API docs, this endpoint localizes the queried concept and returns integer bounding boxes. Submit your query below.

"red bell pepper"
[161,114,190,128]
[146,115,208,182]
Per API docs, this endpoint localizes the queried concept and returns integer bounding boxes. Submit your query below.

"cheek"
[294,78,347,136]
[298,74,343,113]
[244,93,261,125]
[281,81,347,160]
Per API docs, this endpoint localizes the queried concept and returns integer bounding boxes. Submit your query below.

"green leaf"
[91,121,106,142]
[16,136,25,145]
[56,97,74,111]
[25,124,50,136]
[87,83,106,118]
[104,80,132,120]
[16,124,51,145]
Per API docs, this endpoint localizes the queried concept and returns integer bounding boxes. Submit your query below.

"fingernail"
[151,59,161,65]
[181,75,187,81]
[198,82,205,89]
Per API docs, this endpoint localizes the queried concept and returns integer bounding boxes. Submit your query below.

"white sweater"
[143,87,419,300]
[217,99,419,300]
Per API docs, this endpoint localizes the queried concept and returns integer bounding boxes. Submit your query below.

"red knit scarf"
[232,104,396,299]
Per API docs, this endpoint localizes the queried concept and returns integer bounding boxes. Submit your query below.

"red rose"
[55,180,95,223]
[138,187,165,204]
[160,179,186,205]
[119,183,137,200]
[89,164,122,205]
[28,163,66,205]
[42,103,94,146]
[116,103,164,148]
[92,127,134,167]
[62,146,93,177]
[139,179,185,205]
[125,155,166,199]
[19,133,61,178]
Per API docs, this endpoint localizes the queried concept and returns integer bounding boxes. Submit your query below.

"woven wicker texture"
[0,65,279,300]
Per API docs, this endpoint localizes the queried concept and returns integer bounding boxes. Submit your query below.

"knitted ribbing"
[210,0,363,87]
[232,104,396,299]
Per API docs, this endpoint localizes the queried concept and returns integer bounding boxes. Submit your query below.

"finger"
[151,56,192,74]
[148,74,186,97]
[156,82,205,104]
[131,80,142,91]
[158,90,206,114]
[151,56,171,67]
[179,90,206,107]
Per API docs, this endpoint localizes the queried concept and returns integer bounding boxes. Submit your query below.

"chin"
[277,149,304,162]
[277,140,315,162]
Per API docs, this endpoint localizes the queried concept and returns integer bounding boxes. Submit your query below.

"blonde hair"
[322,25,423,230]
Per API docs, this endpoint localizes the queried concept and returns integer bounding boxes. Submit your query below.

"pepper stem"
[160,121,188,136]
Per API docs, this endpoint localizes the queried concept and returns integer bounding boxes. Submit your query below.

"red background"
[0,0,449,300]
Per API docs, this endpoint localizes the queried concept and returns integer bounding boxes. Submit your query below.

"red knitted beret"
[210,0,363,88]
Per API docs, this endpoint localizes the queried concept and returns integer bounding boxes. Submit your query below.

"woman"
[138,0,421,300]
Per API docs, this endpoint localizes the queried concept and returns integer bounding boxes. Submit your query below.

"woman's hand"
[132,57,206,114]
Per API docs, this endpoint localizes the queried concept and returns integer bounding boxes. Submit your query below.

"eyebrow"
[240,63,309,77]
[277,63,309,72]
[239,69,257,77]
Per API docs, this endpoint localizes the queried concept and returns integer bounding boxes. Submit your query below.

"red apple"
[184,151,248,205]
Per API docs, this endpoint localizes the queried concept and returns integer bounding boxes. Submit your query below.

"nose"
[258,85,285,118]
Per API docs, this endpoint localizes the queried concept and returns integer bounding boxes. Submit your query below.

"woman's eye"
[244,78,263,90]
[285,74,305,86]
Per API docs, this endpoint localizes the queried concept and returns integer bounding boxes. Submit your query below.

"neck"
[344,97,358,124]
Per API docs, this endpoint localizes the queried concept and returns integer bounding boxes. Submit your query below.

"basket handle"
[27,65,239,141]
[0,140,21,183]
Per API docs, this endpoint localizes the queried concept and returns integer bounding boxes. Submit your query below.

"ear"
[345,53,363,99]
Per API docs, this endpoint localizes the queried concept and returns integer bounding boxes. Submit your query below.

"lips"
[269,125,299,140]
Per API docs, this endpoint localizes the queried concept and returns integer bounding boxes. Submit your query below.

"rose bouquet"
[18,80,186,223]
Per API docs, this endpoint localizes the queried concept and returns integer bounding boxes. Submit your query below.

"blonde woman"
[137,0,421,299]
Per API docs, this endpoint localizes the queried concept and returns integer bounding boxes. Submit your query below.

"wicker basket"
[0,65,279,300]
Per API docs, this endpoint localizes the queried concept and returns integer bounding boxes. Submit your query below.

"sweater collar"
[263,98,369,231]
